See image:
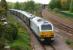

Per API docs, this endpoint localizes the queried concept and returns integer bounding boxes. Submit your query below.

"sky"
[5,0,51,4]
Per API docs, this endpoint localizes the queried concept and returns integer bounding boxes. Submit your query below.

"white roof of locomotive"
[31,17,52,27]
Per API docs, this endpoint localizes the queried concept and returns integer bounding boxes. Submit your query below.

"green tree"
[34,4,41,12]
[14,2,21,9]
[61,0,71,10]
[0,6,5,16]
[1,0,8,17]
[8,2,15,9]
[49,0,61,9]
[70,0,73,12]
[23,1,35,13]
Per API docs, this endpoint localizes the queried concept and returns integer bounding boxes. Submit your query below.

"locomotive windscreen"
[41,24,52,30]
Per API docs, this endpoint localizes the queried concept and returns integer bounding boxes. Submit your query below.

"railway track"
[42,9,73,39]
[44,44,56,50]
[8,9,73,50]
[10,11,73,50]
[52,19,73,34]
[44,15,73,39]
[50,17,73,34]
[19,17,56,50]
[40,43,56,50]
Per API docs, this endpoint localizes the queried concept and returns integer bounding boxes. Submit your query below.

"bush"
[0,23,18,42]
[53,8,60,12]
[5,24,18,42]
[65,39,73,45]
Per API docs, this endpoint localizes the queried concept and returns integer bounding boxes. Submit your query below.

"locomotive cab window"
[41,24,52,30]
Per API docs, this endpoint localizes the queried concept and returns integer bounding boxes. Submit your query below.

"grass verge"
[60,11,73,18]
[48,10,73,20]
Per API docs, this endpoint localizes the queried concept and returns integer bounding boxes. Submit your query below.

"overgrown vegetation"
[60,11,73,18]
[65,39,73,48]
[48,0,73,18]
[8,1,41,14]
[0,0,8,17]
[0,0,31,50]
[7,14,31,50]
[0,20,18,50]
[69,0,73,12]
[49,0,61,9]
[0,23,18,41]
[14,2,21,10]
[23,1,35,13]
[49,0,73,12]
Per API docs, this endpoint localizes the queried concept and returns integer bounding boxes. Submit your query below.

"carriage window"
[41,24,52,30]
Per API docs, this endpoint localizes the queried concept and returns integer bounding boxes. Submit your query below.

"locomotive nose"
[40,31,54,38]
